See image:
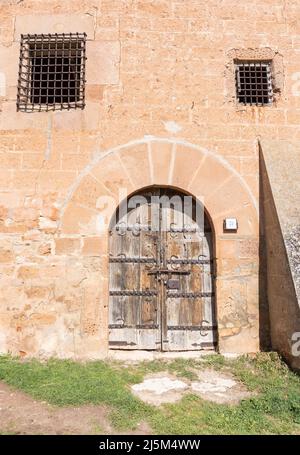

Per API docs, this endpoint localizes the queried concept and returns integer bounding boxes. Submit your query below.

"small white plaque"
[224,218,238,231]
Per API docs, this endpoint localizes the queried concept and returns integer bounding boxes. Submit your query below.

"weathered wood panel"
[109,189,217,351]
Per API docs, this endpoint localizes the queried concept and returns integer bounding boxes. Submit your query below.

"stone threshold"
[107,349,217,361]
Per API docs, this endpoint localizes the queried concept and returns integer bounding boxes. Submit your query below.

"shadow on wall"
[259,143,300,371]
[258,164,271,352]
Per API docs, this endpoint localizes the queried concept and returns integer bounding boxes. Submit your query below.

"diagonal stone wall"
[260,140,300,370]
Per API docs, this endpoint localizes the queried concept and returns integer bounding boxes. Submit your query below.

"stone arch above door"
[60,137,258,239]
[59,137,260,355]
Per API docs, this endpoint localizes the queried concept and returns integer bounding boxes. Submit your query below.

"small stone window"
[17,33,87,112]
[235,61,273,106]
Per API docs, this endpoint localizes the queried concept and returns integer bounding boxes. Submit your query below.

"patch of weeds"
[231,353,300,425]
[166,359,199,381]
[150,392,296,435]
[131,358,199,381]
[0,353,299,434]
[91,422,108,435]
[200,354,226,370]
[129,360,167,378]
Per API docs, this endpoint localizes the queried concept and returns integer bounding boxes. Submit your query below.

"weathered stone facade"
[0,1,299,364]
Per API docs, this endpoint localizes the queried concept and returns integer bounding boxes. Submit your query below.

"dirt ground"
[0,382,151,435]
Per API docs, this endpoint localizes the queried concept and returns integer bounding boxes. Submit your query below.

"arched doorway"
[108,187,217,351]
[60,137,259,357]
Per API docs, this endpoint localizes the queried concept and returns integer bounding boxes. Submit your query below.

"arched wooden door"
[109,188,217,351]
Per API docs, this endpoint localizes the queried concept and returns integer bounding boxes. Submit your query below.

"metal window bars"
[17,33,87,112]
[235,60,273,106]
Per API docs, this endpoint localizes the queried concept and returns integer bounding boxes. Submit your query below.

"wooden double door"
[109,188,217,351]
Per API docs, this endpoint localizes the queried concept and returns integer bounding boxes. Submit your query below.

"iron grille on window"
[17,33,87,112]
[235,61,273,106]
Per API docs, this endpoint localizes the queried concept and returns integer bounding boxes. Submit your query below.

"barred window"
[17,33,87,112]
[235,61,273,106]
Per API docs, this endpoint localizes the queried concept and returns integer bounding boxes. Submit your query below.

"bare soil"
[0,382,151,435]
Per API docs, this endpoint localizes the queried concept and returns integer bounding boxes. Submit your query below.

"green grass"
[0,353,299,434]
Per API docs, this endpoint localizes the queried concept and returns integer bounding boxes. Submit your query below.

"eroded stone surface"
[190,369,252,404]
[191,378,236,393]
[132,377,188,394]
[131,374,188,405]
[131,371,252,406]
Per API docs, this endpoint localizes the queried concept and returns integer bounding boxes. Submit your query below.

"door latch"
[167,279,180,290]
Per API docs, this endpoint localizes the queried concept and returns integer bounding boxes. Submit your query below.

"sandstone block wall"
[0,1,298,361]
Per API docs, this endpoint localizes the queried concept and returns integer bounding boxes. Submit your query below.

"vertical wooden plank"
[164,190,216,351]
[109,190,160,350]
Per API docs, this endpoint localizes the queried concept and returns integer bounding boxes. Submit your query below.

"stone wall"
[0,0,299,359]
[260,141,300,370]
